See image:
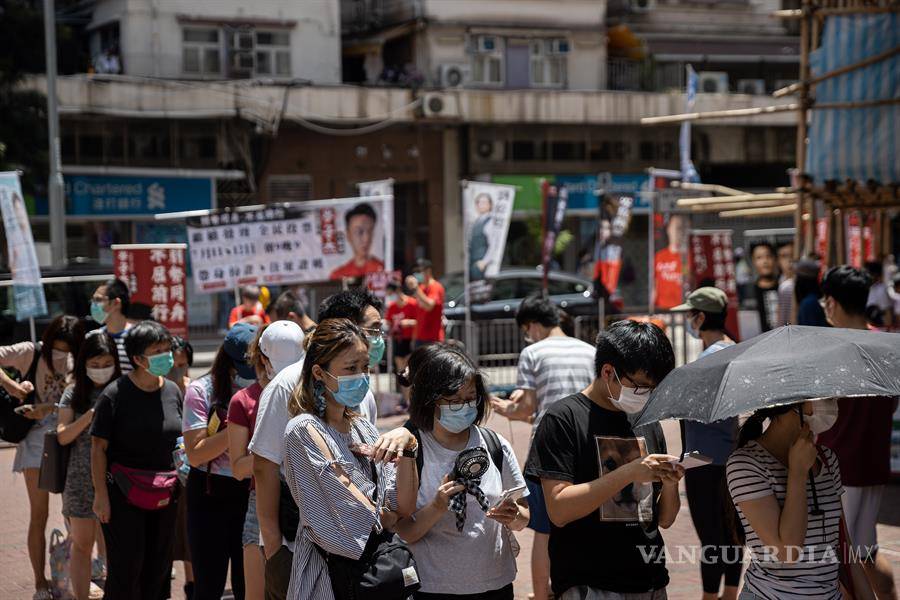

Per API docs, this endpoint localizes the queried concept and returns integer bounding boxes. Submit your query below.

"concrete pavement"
[1,415,897,599]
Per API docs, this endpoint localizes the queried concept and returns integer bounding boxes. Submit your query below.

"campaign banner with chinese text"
[463,182,516,283]
[187,197,393,293]
[688,230,741,340]
[113,244,188,337]
[592,195,634,298]
[0,172,47,320]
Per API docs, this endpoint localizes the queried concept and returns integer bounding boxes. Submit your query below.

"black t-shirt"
[525,393,669,595]
[90,375,183,471]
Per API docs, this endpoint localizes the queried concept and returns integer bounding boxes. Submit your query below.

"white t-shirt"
[867,282,892,311]
[516,335,595,430]
[409,427,527,595]
[248,359,376,550]
[726,440,843,599]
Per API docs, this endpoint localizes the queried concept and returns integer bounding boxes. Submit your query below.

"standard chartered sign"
[66,175,212,216]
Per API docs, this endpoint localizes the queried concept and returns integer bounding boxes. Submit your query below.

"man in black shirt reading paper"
[525,320,684,600]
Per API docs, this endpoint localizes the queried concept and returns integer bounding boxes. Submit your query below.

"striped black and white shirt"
[726,440,844,600]
[516,335,595,429]
[102,325,132,374]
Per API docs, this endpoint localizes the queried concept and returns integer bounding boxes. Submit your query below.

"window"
[472,35,503,85]
[530,39,567,87]
[183,28,221,75]
[255,31,291,76]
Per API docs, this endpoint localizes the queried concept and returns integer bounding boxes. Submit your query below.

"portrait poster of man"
[653,212,688,310]
[463,182,516,282]
[595,435,653,522]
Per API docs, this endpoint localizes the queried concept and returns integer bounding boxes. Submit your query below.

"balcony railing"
[607,58,686,93]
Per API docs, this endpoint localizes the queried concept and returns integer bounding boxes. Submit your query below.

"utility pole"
[44,0,66,265]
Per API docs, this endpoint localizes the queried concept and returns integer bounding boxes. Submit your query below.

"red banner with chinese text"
[688,230,741,341]
[113,244,188,338]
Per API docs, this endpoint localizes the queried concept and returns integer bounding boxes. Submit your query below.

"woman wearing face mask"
[57,331,120,600]
[674,288,743,600]
[169,335,194,394]
[396,344,529,600]
[284,318,418,600]
[0,314,84,600]
[182,323,257,600]
[90,320,183,600]
[228,321,305,600]
[726,399,873,600]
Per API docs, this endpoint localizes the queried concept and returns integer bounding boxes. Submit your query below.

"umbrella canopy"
[634,325,900,427]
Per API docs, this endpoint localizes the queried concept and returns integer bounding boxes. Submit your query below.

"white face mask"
[52,349,71,372]
[686,315,700,339]
[86,366,115,385]
[806,399,839,434]
[606,369,649,414]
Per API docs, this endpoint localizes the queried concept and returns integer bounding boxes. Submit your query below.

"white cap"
[259,320,305,376]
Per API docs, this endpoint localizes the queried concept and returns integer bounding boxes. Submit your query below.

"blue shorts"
[526,478,551,534]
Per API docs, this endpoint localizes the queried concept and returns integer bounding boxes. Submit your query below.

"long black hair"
[407,344,489,431]
[208,346,237,411]
[71,331,120,414]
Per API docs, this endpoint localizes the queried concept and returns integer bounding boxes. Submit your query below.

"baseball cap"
[224,322,258,379]
[259,320,305,376]
[672,287,728,313]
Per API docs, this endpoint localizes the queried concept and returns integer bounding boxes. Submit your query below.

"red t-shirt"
[227,382,263,489]
[654,248,684,309]
[415,280,445,343]
[817,396,897,486]
[386,297,419,340]
[228,305,270,328]
[329,257,385,280]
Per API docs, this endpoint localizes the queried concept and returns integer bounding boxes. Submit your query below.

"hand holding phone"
[493,485,526,508]
[670,451,713,470]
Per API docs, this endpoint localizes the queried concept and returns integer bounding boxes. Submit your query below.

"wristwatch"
[401,443,418,459]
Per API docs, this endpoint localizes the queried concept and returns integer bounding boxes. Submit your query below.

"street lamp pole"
[43,0,66,266]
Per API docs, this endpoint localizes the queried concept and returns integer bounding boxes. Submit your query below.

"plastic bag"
[48,528,73,599]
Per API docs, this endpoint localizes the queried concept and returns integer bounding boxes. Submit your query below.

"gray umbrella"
[634,325,900,427]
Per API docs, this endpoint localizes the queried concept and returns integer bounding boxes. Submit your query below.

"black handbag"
[0,344,42,444]
[279,478,300,542]
[38,429,70,494]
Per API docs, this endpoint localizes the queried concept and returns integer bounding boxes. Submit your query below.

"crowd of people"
[0,255,897,600]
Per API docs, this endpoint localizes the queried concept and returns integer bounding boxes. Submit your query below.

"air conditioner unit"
[475,139,504,161]
[737,78,766,95]
[630,0,656,12]
[422,92,460,119]
[476,35,498,53]
[698,71,729,94]
[439,64,471,88]
[549,38,570,54]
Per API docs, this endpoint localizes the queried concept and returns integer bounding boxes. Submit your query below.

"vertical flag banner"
[846,212,863,268]
[653,212,688,310]
[463,182,516,282]
[541,183,568,289]
[0,172,47,320]
[679,65,700,184]
[593,195,634,298]
[113,244,189,338]
[688,229,741,340]
[187,197,394,292]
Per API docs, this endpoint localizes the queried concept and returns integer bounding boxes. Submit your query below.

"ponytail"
[736,404,794,449]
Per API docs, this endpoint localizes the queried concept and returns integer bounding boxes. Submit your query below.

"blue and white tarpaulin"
[805,14,899,183]
[679,65,700,183]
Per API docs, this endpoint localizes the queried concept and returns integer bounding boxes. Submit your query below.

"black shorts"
[393,338,412,358]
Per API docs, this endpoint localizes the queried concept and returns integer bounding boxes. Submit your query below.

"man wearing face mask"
[817,266,897,599]
[249,290,383,600]
[90,278,133,373]
[525,320,683,600]
[672,287,742,600]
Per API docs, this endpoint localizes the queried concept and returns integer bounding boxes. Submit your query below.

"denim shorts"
[242,488,260,546]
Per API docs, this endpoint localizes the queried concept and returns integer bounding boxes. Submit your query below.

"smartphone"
[13,404,32,415]
[494,485,526,507]
[671,451,713,469]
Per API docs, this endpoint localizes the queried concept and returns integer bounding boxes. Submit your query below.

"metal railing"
[607,59,686,93]
[442,311,701,389]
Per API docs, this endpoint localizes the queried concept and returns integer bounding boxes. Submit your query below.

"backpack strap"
[25,342,42,384]
[477,426,504,477]
[402,419,425,480]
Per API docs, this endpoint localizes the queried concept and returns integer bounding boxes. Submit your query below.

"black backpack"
[402,420,504,478]
[0,343,43,443]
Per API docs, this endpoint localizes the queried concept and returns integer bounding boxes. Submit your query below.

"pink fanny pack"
[110,464,178,510]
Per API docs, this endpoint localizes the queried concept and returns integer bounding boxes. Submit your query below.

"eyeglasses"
[436,398,479,412]
[616,370,654,396]
[360,326,386,340]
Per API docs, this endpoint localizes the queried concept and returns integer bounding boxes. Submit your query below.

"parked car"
[440,268,596,321]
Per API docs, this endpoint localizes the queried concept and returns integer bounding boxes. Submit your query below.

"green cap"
[672,286,728,313]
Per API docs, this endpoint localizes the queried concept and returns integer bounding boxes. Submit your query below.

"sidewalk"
[1,416,897,599]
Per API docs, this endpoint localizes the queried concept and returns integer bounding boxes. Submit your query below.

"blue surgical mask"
[437,402,478,433]
[686,315,700,340]
[90,301,108,324]
[414,272,425,284]
[324,371,370,408]
[146,351,174,377]
[368,335,386,368]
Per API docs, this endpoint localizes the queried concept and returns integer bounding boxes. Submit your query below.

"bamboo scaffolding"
[773,45,900,98]
[670,181,747,196]
[640,104,799,125]
[677,193,797,207]
[690,199,794,213]
[719,204,800,218]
